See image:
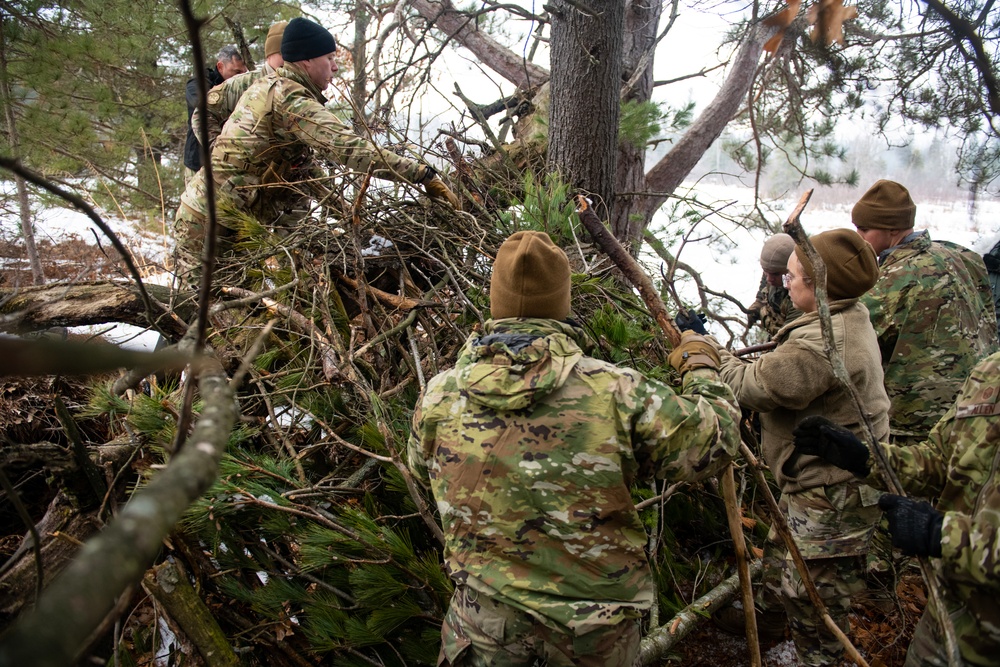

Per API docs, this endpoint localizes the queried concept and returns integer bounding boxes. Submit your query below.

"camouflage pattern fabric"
[780,551,867,667]
[781,481,880,666]
[190,63,277,151]
[865,350,1000,666]
[861,231,998,442]
[985,240,1000,341]
[175,63,428,254]
[408,317,740,638]
[439,585,641,667]
[747,274,801,339]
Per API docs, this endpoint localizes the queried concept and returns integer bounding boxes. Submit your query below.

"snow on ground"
[646,183,1000,339]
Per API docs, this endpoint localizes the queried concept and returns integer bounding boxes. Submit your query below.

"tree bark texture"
[548,0,624,224]
[142,561,239,667]
[612,0,660,247]
[0,355,237,667]
[0,282,190,339]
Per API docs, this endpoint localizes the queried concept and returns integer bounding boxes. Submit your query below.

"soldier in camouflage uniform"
[747,233,801,339]
[190,21,287,151]
[407,231,741,666]
[793,349,1000,666]
[174,18,460,276]
[709,229,889,666]
[852,179,998,446]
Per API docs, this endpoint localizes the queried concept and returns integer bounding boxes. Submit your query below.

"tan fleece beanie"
[851,180,916,230]
[760,233,796,273]
[794,228,880,300]
[490,231,571,320]
[265,21,288,59]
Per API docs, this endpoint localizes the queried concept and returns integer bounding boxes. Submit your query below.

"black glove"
[792,415,871,477]
[878,494,943,558]
[675,310,708,334]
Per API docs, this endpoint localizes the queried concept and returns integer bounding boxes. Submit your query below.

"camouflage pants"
[756,495,787,613]
[438,586,641,667]
[780,482,880,666]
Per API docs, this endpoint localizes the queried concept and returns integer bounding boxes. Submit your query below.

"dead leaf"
[807,0,858,46]
[763,0,802,54]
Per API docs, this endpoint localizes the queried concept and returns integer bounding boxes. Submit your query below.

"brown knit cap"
[759,233,796,273]
[490,231,571,320]
[794,228,880,300]
[265,21,288,58]
[851,179,916,230]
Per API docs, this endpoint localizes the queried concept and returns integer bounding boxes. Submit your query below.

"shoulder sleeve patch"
[207,91,221,105]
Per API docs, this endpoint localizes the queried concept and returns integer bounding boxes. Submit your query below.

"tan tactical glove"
[422,172,462,211]
[668,330,721,376]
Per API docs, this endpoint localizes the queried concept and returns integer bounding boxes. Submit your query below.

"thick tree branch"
[409,0,549,90]
[0,350,237,667]
[640,21,778,219]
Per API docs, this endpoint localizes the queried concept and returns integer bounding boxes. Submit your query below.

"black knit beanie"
[281,17,337,63]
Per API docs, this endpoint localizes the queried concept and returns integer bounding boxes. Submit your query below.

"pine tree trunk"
[0,12,45,285]
[547,0,624,224]
[612,0,661,249]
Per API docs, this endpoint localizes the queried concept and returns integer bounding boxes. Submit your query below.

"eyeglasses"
[781,273,793,289]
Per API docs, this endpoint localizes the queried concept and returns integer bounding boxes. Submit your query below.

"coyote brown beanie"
[851,180,916,230]
[490,231,571,320]
[265,21,288,59]
[281,17,337,63]
[794,228,880,300]
[760,233,796,273]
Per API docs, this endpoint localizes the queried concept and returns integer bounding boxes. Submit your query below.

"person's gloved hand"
[675,310,708,334]
[792,415,871,477]
[422,172,462,211]
[668,330,721,376]
[878,494,943,558]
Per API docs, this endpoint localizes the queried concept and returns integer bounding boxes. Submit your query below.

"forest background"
[0,0,998,666]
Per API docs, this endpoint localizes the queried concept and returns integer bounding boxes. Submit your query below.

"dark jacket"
[183,67,224,171]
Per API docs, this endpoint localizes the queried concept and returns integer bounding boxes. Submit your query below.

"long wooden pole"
[575,197,761,667]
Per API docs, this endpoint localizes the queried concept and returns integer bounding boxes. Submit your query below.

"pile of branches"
[0,183,748,666]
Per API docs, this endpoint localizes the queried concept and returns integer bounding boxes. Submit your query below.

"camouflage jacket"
[861,231,998,442]
[179,63,428,223]
[407,318,740,634]
[190,63,277,152]
[865,350,1000,665]
[715,300,890,497]
[747,275,801,339]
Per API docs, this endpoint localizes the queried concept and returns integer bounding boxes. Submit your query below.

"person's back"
[862,234,996,439]
[853,180,998,443]
[190,22,287,152]
[408,231,740,666]
[183,45,246,176]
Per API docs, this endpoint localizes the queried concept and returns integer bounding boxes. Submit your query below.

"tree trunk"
[612,0,661,248]
[0,282,191,338]
[548,0,624,224]
[0,11,45,285]
[352,0,369,120]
